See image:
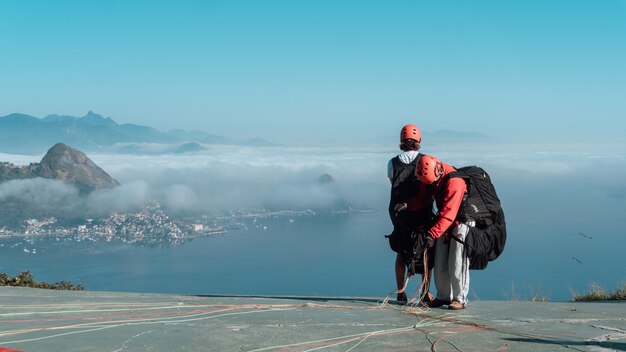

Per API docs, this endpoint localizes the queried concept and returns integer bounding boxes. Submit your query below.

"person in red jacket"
[387,124,434,304]
[416,155,472,310]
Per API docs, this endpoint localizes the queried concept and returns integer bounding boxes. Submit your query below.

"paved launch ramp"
[0,287,623,351]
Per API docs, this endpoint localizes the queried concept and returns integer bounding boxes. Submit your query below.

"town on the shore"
[0,201,362,247]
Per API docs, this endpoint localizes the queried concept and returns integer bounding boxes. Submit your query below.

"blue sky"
[1,0,624,144]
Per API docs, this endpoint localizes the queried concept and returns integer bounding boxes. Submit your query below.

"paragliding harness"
[444,166,506,270]
[384,209,435,305]
[386,210,436,276]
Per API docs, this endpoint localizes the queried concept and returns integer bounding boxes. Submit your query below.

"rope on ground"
[379,249,432,315]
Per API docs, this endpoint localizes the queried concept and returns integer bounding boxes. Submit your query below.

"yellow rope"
[380,248,431,311]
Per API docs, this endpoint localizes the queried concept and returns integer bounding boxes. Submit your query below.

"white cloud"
[2,143,625,220]
[86,181,151,216]
[0,178,80,214]
[162,184,200,212]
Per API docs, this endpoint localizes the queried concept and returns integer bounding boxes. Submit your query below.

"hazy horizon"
[4,110,626,148]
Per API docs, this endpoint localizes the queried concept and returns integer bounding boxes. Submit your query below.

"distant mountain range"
[0,111,275,154]
[0,143,119,194]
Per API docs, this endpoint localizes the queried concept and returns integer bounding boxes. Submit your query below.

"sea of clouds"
[1,142,625,224]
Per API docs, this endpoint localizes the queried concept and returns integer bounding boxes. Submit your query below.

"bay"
[1,207,622,302]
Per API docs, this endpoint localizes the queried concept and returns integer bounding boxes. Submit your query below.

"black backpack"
[386,208,436,276]
[388,154,422,226]
[446,166,506,270]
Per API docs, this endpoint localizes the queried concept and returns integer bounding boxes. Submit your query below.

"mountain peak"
[45,142,70,154]
[84,110,100,118]
[80,111,117,127]
[1,143,119,194]
[38,143,120,193]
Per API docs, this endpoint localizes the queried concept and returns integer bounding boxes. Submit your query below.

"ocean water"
[1,143,625,302]
[0,205,623,302]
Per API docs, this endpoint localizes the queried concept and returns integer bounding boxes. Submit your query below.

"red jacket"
[427,162,467,239]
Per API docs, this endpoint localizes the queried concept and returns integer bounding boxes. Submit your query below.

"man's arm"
[427,178,466,239]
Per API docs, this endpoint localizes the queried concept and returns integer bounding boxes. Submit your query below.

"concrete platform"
[0,287,624,351]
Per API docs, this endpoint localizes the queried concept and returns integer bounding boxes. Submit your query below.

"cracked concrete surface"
[0,287,623,351]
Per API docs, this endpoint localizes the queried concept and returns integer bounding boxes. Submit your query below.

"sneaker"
[448,300,465,310]
[425,298,450,308]
[396,292,408,304]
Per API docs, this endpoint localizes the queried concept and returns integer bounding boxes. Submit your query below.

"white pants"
[434,222,473,305]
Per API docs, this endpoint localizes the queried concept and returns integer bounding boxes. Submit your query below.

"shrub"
[0,271,83,291]
[573,284,626,301]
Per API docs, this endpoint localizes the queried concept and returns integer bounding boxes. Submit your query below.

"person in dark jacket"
[387,124,434,303]
[416,155,472,310]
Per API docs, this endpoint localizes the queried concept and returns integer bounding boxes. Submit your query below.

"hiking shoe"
[396,292,408,304]
[448,300,465,310]
[424,298,449,308]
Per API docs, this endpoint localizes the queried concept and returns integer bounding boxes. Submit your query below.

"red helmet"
[400,124,421,142]
[416,155,443,184]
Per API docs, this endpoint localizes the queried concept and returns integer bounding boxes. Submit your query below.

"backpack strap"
[434,169,469,217]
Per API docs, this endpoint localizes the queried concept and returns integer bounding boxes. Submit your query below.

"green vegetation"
[0,271,84,291]
[573,284,626,302]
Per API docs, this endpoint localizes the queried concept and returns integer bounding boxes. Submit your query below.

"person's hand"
[393,203,408,216]
[423,233,435,249]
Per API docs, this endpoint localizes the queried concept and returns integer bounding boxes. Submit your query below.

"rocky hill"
[0,143,119,194]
